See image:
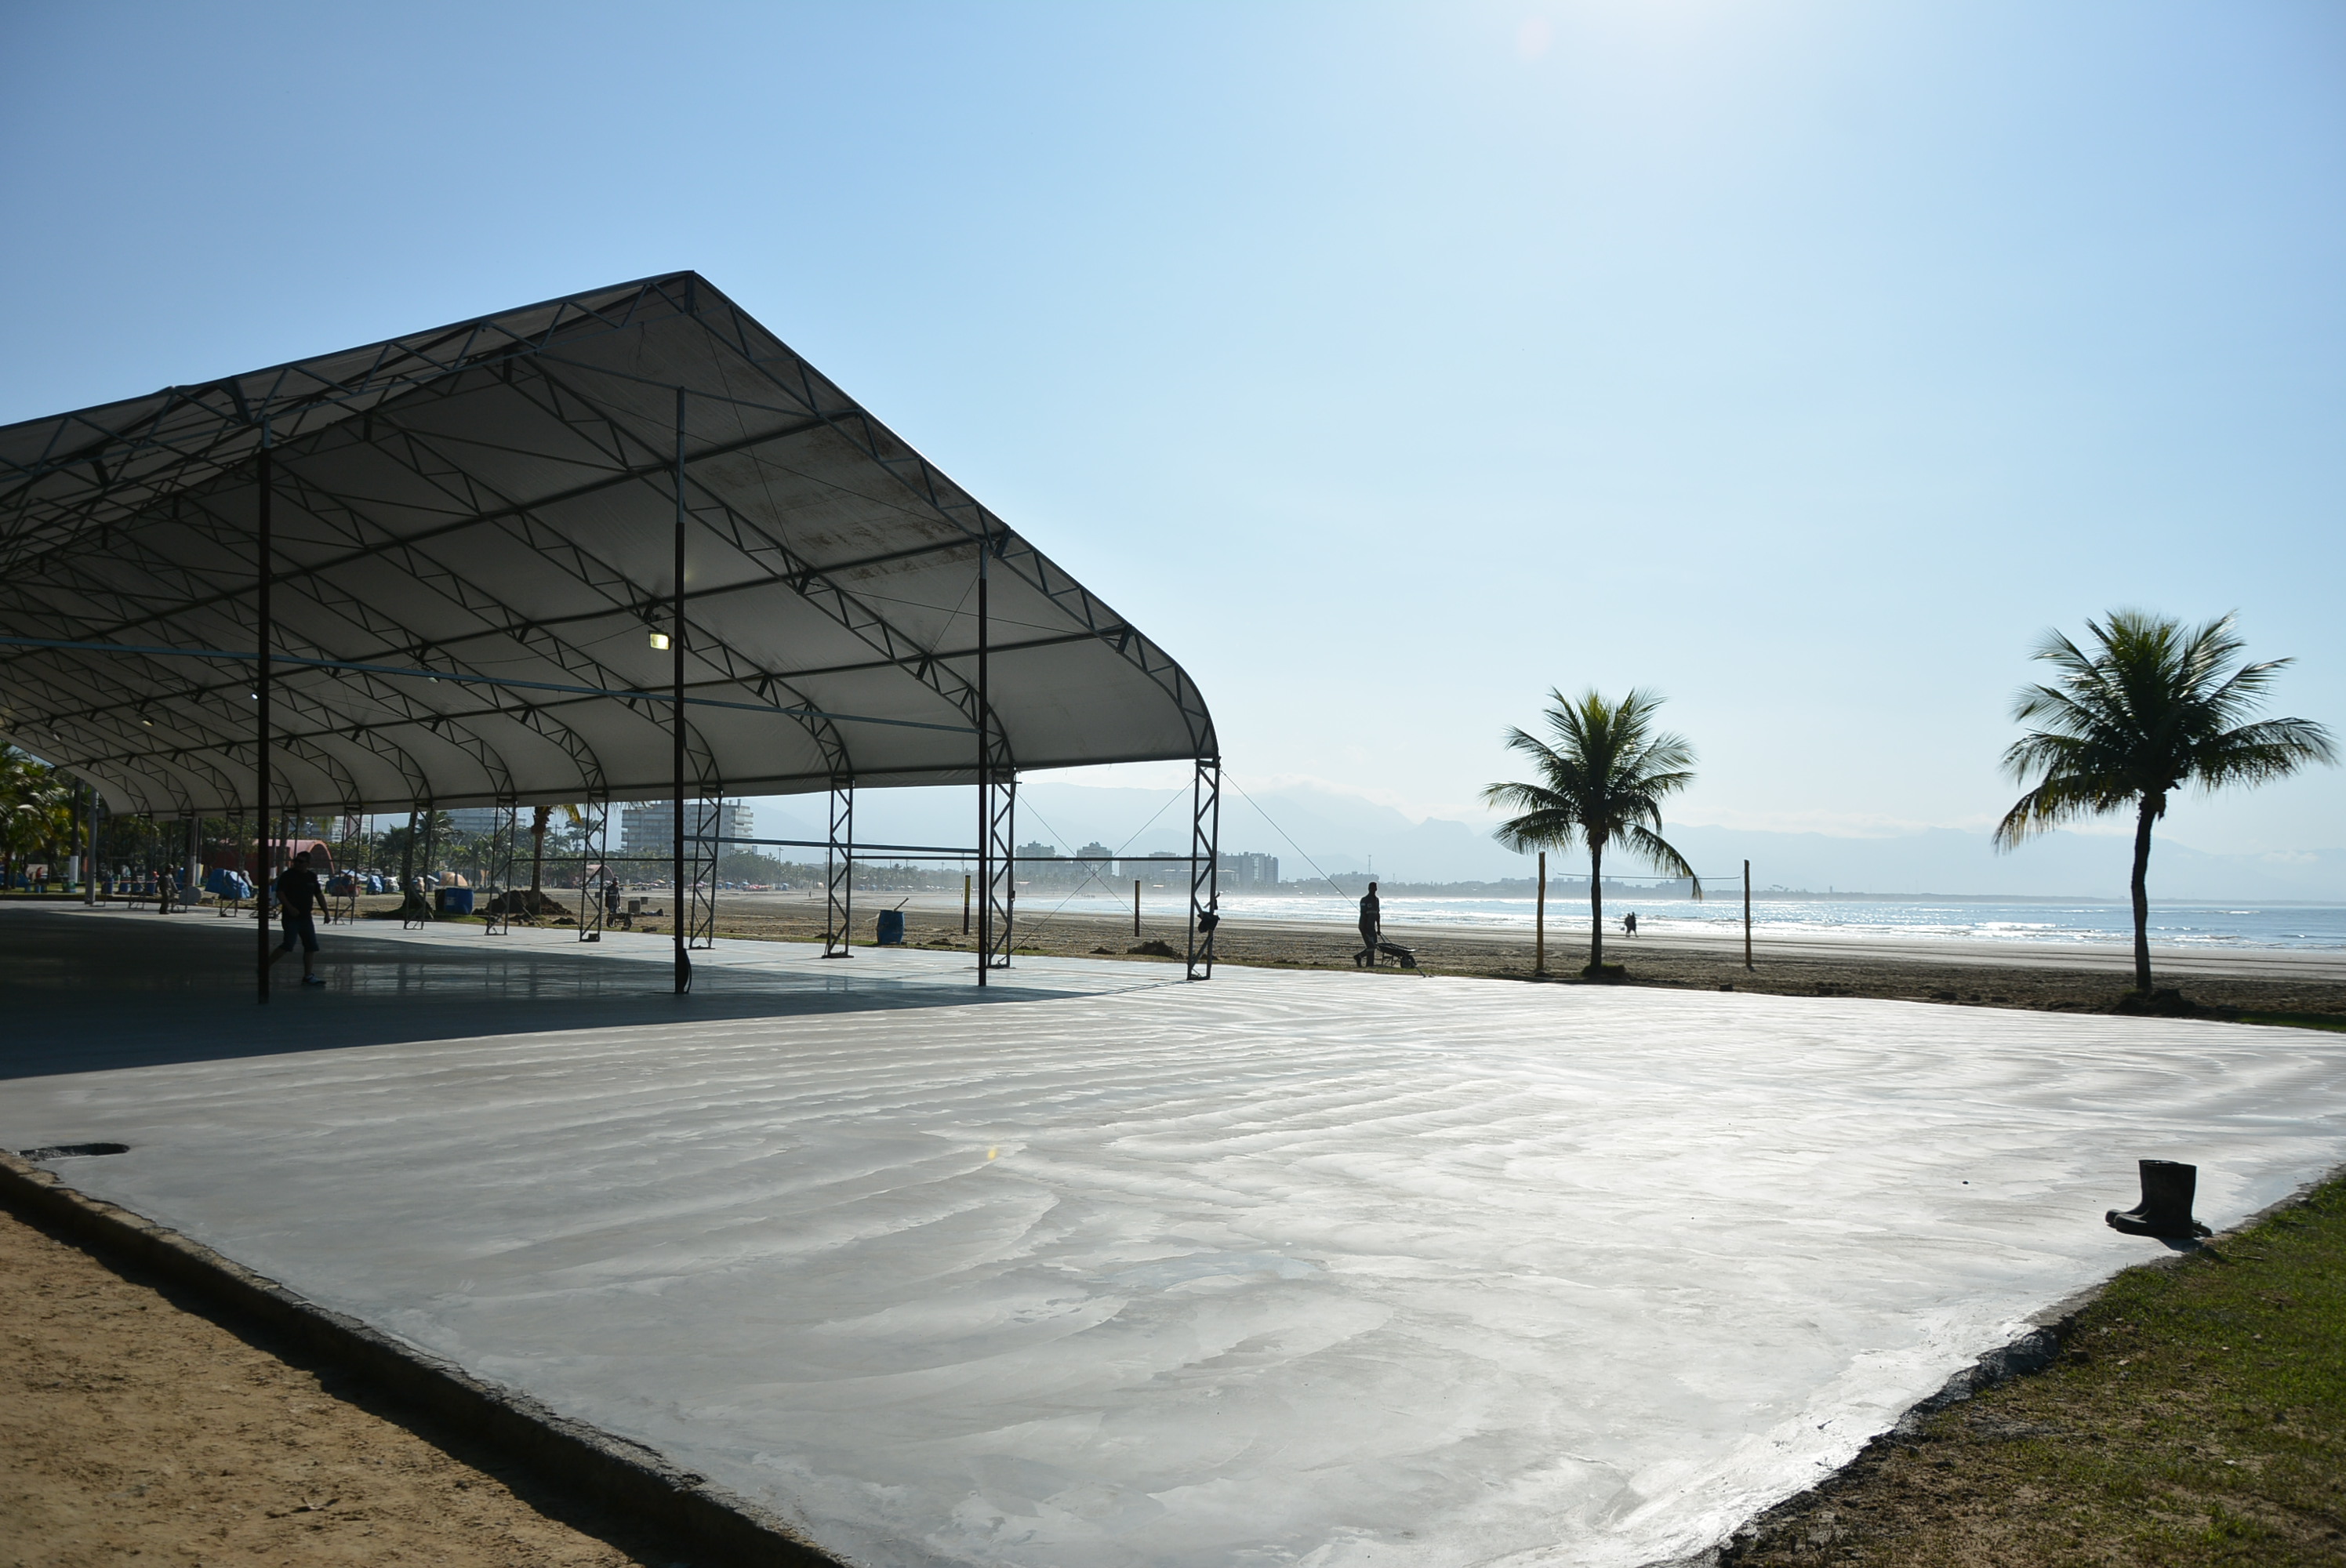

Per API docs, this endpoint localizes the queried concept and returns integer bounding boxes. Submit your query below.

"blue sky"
[5,2,2340,858]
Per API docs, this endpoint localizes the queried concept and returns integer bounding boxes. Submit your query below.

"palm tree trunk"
[1589,840,1605,971]
[2130,796,2157,993]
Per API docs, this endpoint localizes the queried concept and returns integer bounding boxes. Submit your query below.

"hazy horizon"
[696,779,2346,903]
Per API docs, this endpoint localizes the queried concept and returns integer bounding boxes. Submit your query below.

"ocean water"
[1022,893,2346,950]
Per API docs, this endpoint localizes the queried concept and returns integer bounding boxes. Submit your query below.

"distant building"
[1218,851,1278,891]
[1015,840,1121,891]
[1068,843,1120,891]
[443,807,503,835]
[619,799,754,857]
[1107,850,1275,889]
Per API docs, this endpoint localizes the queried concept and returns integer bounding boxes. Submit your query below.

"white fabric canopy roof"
[0,274,1215,815]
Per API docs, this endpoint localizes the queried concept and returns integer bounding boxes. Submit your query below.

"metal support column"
[183,815,200,908]
[227,809,245,917]
[975,534,990,985]
[685,793,719,950]
[1186,757,1222,981]
[823,782,854,957]
[485,804,517,935]
[418,803,438,918]
[82,783,99,905]
[973,529,1015,978]
[255,426,273,1002]
[983,772,1016,970]
[575,800,610,942]
[672,387,691,995]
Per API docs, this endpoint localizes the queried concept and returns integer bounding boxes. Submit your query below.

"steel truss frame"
[572,799,610,942]
[823,782,853,958]
[683,794,718,953]
[981,772,1016,971]
[484,804,518,935]
[1186,758,1222,981]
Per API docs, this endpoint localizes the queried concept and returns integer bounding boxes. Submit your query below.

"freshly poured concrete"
[5,908,2342,1566]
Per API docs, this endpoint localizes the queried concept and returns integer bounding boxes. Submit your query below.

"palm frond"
[1992,775,2111,848]
[1996,609,2334,854]
[2187,716,2341,791]
[1487,687,1700,861]
[1618,822,1702,900]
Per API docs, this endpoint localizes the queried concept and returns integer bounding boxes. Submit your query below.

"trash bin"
[875,909,906,946]
[435,886,475,916]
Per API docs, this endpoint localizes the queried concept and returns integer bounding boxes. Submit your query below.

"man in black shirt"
[1357,881,1382,967]
[267,850,328,986]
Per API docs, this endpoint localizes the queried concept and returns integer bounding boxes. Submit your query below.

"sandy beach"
[337,889,2346,1020]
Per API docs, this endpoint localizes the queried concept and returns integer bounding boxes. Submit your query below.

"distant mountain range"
[732,780,2346,903]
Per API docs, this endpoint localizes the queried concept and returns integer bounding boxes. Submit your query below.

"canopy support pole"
[575,800,608,942]
[485,804,516,935]
[78,779,93,905]
[975,534,1015,977]
[1186,757,1220,981]
[256,426,272,1004]
[976,535,990,986]
[984,772,1015,971]
[672,387,691,996]
[686,795,719,951]
[823,782,854,957]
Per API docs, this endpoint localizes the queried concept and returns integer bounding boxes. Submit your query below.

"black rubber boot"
[2105,1159,2212,1239]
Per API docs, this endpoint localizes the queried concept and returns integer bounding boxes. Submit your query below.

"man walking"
[267,849,329,986]
[1357,880,1382,967]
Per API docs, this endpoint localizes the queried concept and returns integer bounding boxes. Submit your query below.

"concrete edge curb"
[0,1152,848,1568]
[1678,1158,2346,1566]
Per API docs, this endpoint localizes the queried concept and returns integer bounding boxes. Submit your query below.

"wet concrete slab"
[4,904,2341,1566]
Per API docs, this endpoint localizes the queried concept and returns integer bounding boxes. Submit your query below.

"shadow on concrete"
[0,909,1080,1080]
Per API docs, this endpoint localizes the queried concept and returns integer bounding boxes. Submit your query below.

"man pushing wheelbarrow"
[1353,880,1418,969]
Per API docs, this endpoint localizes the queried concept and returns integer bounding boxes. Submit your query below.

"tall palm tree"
[1484,688,1701,974]
[1995,611,2335,994]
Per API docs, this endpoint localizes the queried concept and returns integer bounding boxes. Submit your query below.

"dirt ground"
[0,1202,688,1568]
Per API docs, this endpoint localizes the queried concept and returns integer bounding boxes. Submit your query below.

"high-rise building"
[1117,852,1185,884]
[442,807,503,835]
[1011,841,1123,891]
[1217,851,1279,890]
[619,800,754,857]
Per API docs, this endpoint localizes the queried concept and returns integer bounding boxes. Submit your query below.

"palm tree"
[1995,611,2336,995]
[1484,688,1702,974]
[1,746,74,891]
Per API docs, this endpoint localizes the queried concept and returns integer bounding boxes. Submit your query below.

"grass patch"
[1729,1172,2346,1565]
[2237,1012,2346,1034]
